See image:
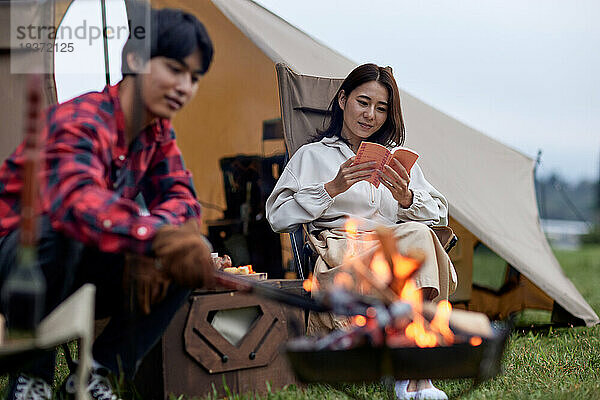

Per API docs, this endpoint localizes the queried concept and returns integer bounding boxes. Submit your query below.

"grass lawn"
[195,245,600,400]
[2,245,599,399]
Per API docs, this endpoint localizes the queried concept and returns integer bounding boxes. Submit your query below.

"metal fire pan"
[286,326,510,383]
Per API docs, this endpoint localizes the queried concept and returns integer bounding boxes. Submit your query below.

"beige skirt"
[306,221,457,335]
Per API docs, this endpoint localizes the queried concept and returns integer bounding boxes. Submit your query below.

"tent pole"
[100,0,111,86]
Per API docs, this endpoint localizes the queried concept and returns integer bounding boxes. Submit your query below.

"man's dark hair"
[121,4,214,76]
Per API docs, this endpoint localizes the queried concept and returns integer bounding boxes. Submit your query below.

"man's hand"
[124,254,171,315]
[214,254,232,270]
[152,219,215,288]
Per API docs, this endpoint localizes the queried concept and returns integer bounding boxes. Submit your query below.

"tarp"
[22,0,597,326]
[208,0,598,326]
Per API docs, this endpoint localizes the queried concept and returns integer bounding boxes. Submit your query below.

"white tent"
[1,0,596,326]
[207,0,598,326]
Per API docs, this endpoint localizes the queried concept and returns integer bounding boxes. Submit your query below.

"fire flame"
[353,315,367,327]
[302,279,312,292]
[344,219,359,258]
[400,280,437,347]
[346,227,463,349]
[392,254,419,280]
[240,264,254,274]
[405,320,438,348]
[400,279,420,306]
[430,300,455,345]
[370,251,392,286]
[470,336,482,346]
[303,273,317,292]
[345,219,358,237]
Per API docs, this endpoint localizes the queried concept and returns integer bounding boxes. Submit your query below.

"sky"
[253,0,600,182]
[51,0,599,182]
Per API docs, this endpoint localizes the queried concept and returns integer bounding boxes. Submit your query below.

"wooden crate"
[135,280,306,399]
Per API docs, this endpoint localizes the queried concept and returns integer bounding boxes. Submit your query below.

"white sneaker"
[395,379,448,399]
[414,379,448,399]
[9,374,52,400]
[395,380,417,399]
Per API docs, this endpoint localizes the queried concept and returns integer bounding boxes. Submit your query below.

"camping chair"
[0,284,95,400]
[275,63,457,280]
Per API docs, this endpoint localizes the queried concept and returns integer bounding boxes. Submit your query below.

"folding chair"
[275,63,457,280]
[0,284,95,400]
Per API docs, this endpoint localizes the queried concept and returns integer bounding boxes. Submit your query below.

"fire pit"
[217,225,512,387]
[284,225,511,384]
[286,323,510,383]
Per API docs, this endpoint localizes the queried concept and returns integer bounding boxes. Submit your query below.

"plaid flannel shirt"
[0,84,202,254]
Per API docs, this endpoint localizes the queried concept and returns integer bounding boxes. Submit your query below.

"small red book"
[353,141,419,188]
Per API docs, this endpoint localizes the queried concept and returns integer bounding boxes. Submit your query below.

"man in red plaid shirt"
[0,7,217,399]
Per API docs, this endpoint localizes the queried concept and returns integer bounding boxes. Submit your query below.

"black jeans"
[0,216,190,382]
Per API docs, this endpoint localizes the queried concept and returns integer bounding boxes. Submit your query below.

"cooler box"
[135,280,305,399]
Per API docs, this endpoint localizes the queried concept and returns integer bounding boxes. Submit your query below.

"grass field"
[194,245,600,400]
[2,245,599,399]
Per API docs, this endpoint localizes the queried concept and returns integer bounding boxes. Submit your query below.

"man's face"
[140,48,203,120]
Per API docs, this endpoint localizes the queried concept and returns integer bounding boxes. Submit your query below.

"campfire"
[286,223,509,383]
[213,222,509,383]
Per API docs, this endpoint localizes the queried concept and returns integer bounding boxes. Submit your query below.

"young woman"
[266,63,456,399]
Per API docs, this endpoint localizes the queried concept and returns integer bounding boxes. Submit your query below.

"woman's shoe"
[415,379,448,399]
[394,380,417,399]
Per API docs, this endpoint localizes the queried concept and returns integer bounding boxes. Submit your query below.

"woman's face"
[338,80,389,144]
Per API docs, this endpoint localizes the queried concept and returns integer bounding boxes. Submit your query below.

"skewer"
[20,75,43,248]
[213,271,371,316]
[213,271,326,312]
[375,226,396,274]
[348,258,397,305]
[2,75,46,338]
[375,226,425,296]
[422,302,493,338]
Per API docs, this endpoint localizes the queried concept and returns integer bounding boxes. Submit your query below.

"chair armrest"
[431,226,459,253]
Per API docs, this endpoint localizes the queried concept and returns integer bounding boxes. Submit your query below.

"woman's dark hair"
[317,63,405,147]
[121,5,214,76]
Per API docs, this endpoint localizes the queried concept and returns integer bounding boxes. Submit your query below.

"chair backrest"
[276,63,343,158]
[275,63,457,279]
[277,63,344,279]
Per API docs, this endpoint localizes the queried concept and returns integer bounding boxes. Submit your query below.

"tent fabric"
[40,0,597,326]
[211,0,355,77]
[275,63,598,326]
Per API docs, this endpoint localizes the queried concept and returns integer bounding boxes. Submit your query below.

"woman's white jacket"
[266,136,448,234]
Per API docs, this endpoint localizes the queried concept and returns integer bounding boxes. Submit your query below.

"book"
[353,141,419,188]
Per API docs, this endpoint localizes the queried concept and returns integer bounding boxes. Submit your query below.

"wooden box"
[135,280,306,399]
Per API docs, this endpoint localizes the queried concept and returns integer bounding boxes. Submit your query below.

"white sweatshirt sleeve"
[396,163,448,226]
[266,165,334,233]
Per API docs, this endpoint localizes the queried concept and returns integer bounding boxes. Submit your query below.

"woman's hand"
[324,156,376,198]
[378,158,413,208]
